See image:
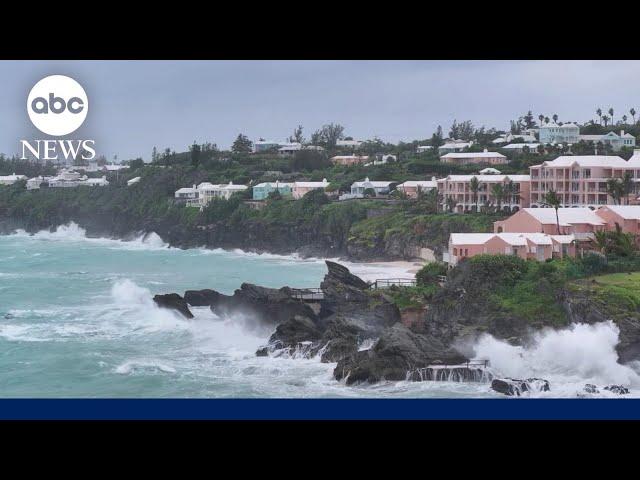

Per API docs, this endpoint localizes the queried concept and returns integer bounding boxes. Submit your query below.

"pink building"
[529,153,640,208]
[445,232,575,266]
[493,208,606,236]
[437,174,531,213]
[292,179,330,199]
[396,177,438,199]
[595,206,640,235]
[440,149,507,165]
[330,155,369,166]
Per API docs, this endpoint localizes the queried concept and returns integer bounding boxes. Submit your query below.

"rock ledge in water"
[491,377,550,396]
[153,293,194,319]
[604,385,630,395]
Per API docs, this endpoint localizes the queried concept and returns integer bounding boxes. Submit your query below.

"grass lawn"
[583,272,640,312]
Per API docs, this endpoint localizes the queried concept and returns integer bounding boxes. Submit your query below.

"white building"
[438,141,473,154]
[417,145,432,153]
[493,133,538,144]
[26,176,51,190]
[278,143,302,155]
[0,173,27,185]
[127,176,141,186]
[175,186,199,201]
[83,176,109,187]
[539,122,580,145]
[578,130,636,152]
[339,178,394,200]
[182,181,249,207]
[502,143,542,154]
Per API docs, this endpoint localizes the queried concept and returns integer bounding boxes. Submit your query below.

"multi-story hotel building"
[437,174,531,213]
[529,153,640,208]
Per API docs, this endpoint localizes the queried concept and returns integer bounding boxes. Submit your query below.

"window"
[453,248,458,256]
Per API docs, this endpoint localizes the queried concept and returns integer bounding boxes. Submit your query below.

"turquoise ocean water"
[0,223,637,398]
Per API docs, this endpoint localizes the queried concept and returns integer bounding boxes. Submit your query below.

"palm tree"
[593,230,609,254]
[503,180,515,209]
[552,114,558,123]
[469,176,480,213]
[542,190,562,234]
[602,115,610,127]
[606,178,622,205]
[608,108,614,125]
[544,116,550,124]
[631,108,637,124]
[596,108,603,125]
[445,197,457,213]
[622,114,628,125]
[621,171,634,205]
[538,114,544,126]
[491,183,505,213]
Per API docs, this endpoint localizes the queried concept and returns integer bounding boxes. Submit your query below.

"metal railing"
[290,288,324,301]
[371,278,417,289]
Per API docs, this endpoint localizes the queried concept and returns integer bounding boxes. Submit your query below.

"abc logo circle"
[27,75,88,136]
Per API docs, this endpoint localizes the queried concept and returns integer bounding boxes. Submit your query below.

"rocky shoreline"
[152,260,640,393]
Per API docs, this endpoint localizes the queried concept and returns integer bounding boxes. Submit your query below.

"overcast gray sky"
[1,60,639,161]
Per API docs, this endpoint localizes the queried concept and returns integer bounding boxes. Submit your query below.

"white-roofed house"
[339,178,395,200]
[292,178,330,199]
[502,143,541,154]
[330,155,369,166]
[0,173,27,186]
[278,143,302,155]
[252,181,294,200]
[596,205,640,235]
[438,141,473,154]
[417,145,433,153]
[539,122,580,144]
[396,177,438,199]
[437,174,531,213]
[529,155,640,208]
[127,176,141,186]
[83,176,109,187]
[445,232,576,266]
[175,185,199,204]
[479,168,502,174]
[578,130,636,152]
[440,149,508,166]
[493,208,606,238]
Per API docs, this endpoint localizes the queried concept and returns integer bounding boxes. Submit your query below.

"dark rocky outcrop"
[259,261,399,362]
[334,323,467,385]
[584,384,599,394]
[153,293,194,319]
[490,377,550,396]
[604,385,630,395]
[208,283,317,328]
[184,289,223,307]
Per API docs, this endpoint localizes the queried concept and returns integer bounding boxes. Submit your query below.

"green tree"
[542,190,562,234]
[631,108,637,124]
[606,178,623,205]
[491,183,505,212]
[608,107,615,125]
[596,108,602,125]
[621,171,634,205]
[538,114,544,126]
[552,114,558,123]
[289,125,304,144]
[602,115,610,127]
[189,141,201,168]
[232,134,253,153]
[469,176,480,212]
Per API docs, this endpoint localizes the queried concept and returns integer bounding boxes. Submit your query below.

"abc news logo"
[21,75,95,161]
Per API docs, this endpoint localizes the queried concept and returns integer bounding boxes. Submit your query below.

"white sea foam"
[472,321,640,397]
[115,359,177,375]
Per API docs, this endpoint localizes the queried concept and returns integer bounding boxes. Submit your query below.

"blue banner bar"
[0,399,639,420]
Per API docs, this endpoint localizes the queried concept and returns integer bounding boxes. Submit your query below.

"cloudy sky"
[1,60,639,161]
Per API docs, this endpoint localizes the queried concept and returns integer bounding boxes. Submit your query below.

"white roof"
[538,155,628,168]
[398,180,438,188]
[0,174,27,180]
[479,168,502,174]
[127,176,141,184]
[331,155,367,160]
[441,151,506,159]
[352,178,393,188]
[175,187,197,194]
[502,143,541,150]
[295,179,329,188]
[450,232,575,246]
[522,208,605,226]
[598,205,640,220]
[439,142,472,149]
[439,174,530,183]
[254,182,294,188]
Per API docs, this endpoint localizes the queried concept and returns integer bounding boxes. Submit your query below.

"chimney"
[483,148,488,153]
[322,178,327,184]
[431,176,436,181]
[621,130,625,136]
